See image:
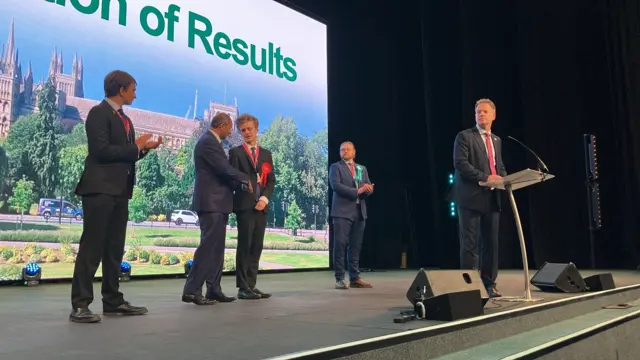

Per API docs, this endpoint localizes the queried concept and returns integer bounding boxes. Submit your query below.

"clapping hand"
[357,183,374,195]
[144,136,163,150]
[134,134,153,151]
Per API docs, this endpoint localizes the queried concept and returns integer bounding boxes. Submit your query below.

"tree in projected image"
[0,146,8,202]
[8,176,35,226]
[58,144,87,205]
[28,79,62,198]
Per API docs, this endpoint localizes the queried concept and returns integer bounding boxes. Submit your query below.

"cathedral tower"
[0,18,20,138]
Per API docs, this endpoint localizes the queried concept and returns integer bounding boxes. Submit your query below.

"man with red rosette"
[229,114,276,300]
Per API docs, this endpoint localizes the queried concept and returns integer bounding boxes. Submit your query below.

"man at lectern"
[451,98,507,298]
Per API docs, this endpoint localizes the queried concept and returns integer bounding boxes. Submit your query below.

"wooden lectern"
[480,168,555,302]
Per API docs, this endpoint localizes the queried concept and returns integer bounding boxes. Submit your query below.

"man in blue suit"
[329,141,374,290]
[182,113,252,305]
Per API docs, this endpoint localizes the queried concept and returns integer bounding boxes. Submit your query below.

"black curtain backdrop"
[280,0,640,271]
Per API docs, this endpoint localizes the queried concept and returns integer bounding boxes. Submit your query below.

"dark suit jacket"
[192,131,250,214]
[451,127,508,213]
[229,145,276,213]
[329,160,373,221]
[75,100,146,199]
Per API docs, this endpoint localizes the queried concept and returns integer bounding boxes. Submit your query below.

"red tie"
[485,133,497,175]
[117,109,130,135]
[348,162,355,178]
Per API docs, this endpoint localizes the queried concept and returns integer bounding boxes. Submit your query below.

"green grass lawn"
[0,252,329,280]
[0,222,329,255]
[0,221,329,281]
[125,225,301,245]
[260,253,328,269]
[0,221,325,247]
[0,222,60,231]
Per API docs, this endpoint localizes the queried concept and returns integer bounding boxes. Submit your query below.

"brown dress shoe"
[350,279,373,288]
[487,287,502,298]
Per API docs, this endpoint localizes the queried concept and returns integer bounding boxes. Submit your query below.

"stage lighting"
[583,134,601,230]
[22,262,41,286]
[583,134,601,269]
[120,261,131,282]
[184,259,193,275]
[448,174,456,217]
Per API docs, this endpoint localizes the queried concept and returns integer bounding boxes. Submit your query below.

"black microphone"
[506,136,549,173]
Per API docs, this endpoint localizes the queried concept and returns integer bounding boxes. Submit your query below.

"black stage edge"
[511,309,640,360]
[1,270,639,360]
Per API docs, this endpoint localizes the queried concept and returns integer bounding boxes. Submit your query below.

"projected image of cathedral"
[0,18,240,149]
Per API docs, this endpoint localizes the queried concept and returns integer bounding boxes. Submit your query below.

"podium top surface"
[479,168,554,191]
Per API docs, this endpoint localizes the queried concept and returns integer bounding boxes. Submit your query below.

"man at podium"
[451,98,507,298]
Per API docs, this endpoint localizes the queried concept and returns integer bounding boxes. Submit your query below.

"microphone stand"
[507,136,549,180]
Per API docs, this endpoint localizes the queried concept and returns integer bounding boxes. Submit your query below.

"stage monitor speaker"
[584,273,615,291]
[406,269,489,307]
[530,262,586,293]
[422,290,484,321]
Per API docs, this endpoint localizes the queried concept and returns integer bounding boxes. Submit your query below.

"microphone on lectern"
[506,136,549,173]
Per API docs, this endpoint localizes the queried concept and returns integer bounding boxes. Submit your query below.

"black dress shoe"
[238,288,261,300]
[69,308,101,323]
[182,294,217,305]
[207,292,236,302]
[251,288,272,299]
[103,301,148,316]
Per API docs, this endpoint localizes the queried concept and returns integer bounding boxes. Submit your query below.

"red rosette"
[260,163,272,187]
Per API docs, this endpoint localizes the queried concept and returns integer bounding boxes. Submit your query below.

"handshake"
[135,134,163,151]
[240,180,253,194]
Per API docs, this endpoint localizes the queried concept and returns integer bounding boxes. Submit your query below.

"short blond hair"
[475,98,496,111]
[236,113,259,129]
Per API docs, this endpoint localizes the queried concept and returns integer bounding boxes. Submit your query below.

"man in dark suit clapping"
[229,114,276,300]
[452,98,507,298]
[182,113,252,305]
[329,141,374,290]
[70,70,162,323]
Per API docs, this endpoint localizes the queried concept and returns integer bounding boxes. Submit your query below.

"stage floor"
[1,269,639,359]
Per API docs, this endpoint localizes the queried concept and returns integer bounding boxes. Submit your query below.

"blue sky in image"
[0,0,328,137]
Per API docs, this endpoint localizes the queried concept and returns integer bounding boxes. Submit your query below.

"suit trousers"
[183,212,228,297]
[332,210,366,281]
[235,209,268,290]
[71,194,128,310]
[457,205,500,287]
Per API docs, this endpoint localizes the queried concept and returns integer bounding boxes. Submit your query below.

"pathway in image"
[260,262,292,270]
